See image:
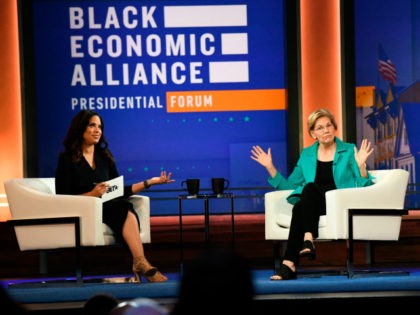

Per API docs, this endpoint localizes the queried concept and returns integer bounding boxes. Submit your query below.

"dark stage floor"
[1,214,420,313]
[3,265,420,314]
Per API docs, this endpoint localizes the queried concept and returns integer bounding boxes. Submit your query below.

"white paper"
[101,176,124,202]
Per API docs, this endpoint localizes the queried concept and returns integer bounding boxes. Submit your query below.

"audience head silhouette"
[171,247,256,315]
[109,297,168,315]
[83,293,118,315]
[1,286,27,315]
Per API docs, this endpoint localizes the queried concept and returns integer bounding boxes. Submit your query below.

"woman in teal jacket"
[251,108,374,280]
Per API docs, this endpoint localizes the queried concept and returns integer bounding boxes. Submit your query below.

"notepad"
[101,175,124,202]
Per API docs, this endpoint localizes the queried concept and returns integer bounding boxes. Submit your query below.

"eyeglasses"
[314,123,334,133]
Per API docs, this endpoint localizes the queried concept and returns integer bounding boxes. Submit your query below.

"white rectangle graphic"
[164,5,247,27]
[221,33,248,55]
[209,61,249,83]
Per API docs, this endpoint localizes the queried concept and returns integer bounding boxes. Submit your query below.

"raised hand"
[151,171,175,185]
[354,139,374,167]
[250,145,273,168]
[251,145,278,178]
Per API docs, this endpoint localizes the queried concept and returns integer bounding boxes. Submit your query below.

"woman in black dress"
[55,110,174,283]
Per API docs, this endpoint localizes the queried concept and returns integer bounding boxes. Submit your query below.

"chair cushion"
[276,213,292,228]
[276,213,327,228]
[23,179,53,195]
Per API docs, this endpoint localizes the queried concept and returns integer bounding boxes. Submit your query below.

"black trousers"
[283,183,327,265]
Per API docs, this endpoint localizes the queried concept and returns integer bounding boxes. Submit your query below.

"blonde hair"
[307,108,337,136]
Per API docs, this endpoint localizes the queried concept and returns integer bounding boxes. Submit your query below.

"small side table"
[178,193,235,269]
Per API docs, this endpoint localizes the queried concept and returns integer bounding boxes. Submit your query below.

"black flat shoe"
[299,240,316,260]
[270,264,297,281]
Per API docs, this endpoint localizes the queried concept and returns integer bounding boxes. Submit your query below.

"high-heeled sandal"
[132,257,168,283]
[270,263,297,281]
[299,240,316,260]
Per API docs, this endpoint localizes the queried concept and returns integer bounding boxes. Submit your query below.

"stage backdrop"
[354,0,420,208]
[26,0,287,214]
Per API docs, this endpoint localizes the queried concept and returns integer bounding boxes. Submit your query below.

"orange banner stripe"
[166,89,286,113]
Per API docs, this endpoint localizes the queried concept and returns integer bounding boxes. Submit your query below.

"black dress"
[55,151,140,245]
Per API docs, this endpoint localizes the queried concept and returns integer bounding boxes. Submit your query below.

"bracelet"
[143,180,151,189]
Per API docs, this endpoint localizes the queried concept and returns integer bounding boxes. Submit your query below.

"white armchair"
[4,177,151,280]
[265,169,409,277]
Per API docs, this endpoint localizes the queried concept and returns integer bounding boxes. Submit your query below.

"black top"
[55,152,132,197]
[55,151,138,244]
[314,160,337,193]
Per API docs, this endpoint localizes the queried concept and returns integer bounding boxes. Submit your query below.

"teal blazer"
[268,137,374,205]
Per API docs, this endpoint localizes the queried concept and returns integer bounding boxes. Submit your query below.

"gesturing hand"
[354,139,374,167]
[151,171,175,185]
[250,145,273,168]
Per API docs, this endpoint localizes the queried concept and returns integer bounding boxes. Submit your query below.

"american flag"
[378,44,397,85]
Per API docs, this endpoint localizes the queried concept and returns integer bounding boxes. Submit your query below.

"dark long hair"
[62,110,115,164]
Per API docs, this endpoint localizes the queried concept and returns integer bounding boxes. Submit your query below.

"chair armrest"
[129,195,151,244]
[326,182,407,239]
[7,182,104,248]
[264,190,293,240]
